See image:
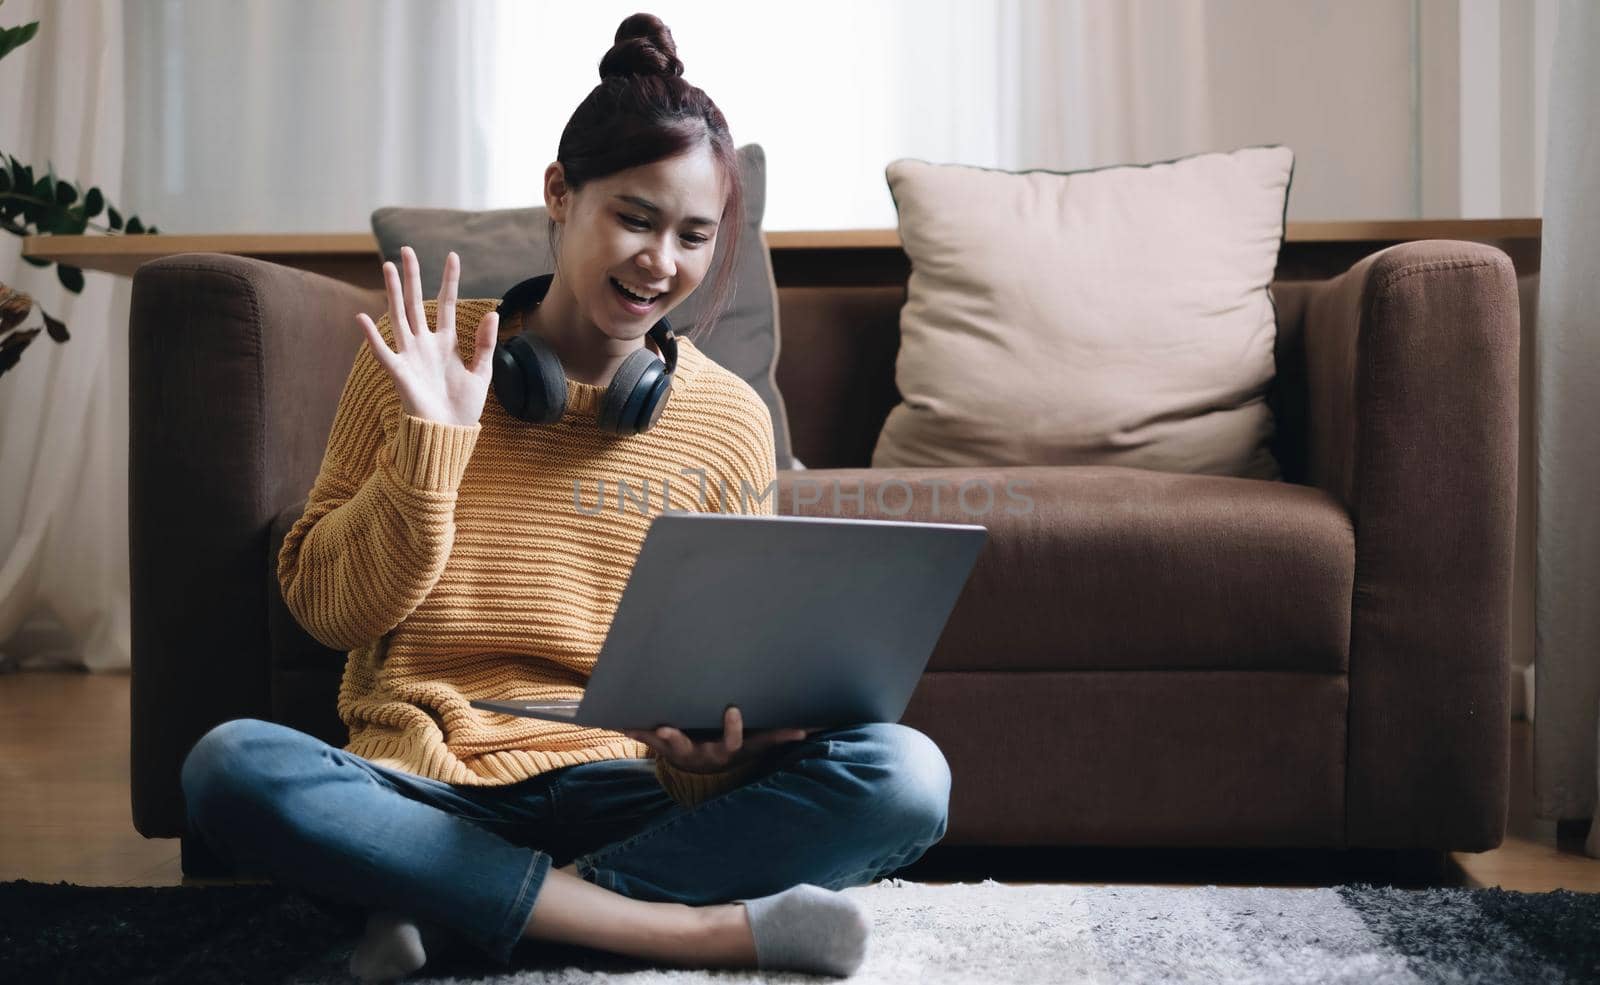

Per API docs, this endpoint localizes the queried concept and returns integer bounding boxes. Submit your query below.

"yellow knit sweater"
[276,297,778,808]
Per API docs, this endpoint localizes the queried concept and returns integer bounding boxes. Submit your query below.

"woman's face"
[546,141,727,344]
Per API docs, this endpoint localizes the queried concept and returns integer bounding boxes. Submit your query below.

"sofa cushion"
[874,146,1293,479]
[370,143,797,471]
[273,467,1352,676]
[777,466,1352,673]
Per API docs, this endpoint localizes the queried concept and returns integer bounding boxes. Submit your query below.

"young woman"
[179,13,950,982]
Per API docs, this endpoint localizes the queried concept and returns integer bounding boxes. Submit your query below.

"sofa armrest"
[130,253,383,838]
[1302,240,1519,850]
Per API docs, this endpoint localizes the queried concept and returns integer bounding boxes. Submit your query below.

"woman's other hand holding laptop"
[624,706,820,775]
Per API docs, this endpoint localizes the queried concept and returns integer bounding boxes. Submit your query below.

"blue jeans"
[179,718,951,966]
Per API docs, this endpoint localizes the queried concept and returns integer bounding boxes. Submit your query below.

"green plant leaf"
[125,215,144,234]
[0,325,42,377]
[83,186,103,217]
[0,21,40,62]
[9,159,30,198]
[0,168,9,193]
[42,309,68,342]
[56,264,84,294]
[48,208,87,235]
[146,225,159,234]
[54,180,76,206]
[20,254,49,267]
[107,205,122,230]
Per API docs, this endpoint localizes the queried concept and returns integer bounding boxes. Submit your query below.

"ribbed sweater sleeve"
[276,315,481,652]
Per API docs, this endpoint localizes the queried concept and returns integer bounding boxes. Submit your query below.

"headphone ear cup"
[598,347,661,434]
[493,333,568,424]
[636,372,673,433]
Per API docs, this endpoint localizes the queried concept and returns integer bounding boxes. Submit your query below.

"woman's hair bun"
[599,13,685,81]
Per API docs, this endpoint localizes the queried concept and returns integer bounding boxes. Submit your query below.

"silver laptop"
[469,511,987,734]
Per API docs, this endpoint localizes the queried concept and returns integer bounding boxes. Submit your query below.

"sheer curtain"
[120,0,503,232]
[0,0,130,673]
[122,0,1009,233]
[996,0,1214,174]
[1532,0,1600,855]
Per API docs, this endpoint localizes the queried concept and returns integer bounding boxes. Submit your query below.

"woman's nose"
[638,251,675,280]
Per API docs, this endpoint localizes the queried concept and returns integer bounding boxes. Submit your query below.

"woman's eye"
[621,214,708,248]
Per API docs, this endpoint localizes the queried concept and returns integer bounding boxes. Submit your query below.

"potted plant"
[0,0,159,379]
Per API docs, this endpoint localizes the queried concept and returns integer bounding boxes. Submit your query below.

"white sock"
[736,883,870,978]
[348,910,427,983]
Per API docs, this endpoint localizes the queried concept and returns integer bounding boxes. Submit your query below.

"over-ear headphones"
[491,273,678,434]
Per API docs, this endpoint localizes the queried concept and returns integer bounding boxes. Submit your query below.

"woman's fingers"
[356,313,390,364]
[436,251,458,343]
[631,715,818,772]
[656,726,697,762]
[473,311,499,376]
[382,260,409,351]
[629,731,681,766]
[402,246,429,335]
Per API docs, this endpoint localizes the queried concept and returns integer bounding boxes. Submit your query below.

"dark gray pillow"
[371,143,795,471]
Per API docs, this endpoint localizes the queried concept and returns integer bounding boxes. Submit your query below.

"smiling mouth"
[610,277,663,305]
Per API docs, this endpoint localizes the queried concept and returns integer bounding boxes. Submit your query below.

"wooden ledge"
[20,219,1542,285]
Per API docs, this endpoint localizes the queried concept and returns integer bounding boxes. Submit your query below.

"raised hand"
[356,245,499,428]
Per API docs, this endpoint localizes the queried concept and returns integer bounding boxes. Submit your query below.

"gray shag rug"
[5,876,1599,984]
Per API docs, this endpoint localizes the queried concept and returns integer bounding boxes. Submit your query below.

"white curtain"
[997,0,1214,174]
[0,0,501,674]
[119,0,503,233]
[1532,0,1600,853]
[119,0,1009,233]
[0,0,130,673]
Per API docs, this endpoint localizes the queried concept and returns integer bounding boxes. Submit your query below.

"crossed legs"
[180,719,950,971]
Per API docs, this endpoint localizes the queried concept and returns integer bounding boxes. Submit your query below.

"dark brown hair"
[549,13,743,342]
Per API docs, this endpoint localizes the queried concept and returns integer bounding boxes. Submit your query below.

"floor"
[2,668,1596,893]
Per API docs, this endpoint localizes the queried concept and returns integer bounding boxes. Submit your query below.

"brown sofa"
[129,239,1519,875]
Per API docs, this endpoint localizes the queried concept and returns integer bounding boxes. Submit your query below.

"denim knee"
[180,718,278,830]
[830,722,952,847]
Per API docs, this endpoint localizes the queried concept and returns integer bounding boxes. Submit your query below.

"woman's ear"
[544,162,571,222]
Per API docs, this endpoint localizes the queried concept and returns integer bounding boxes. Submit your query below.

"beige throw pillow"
[872,145,1293,479]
